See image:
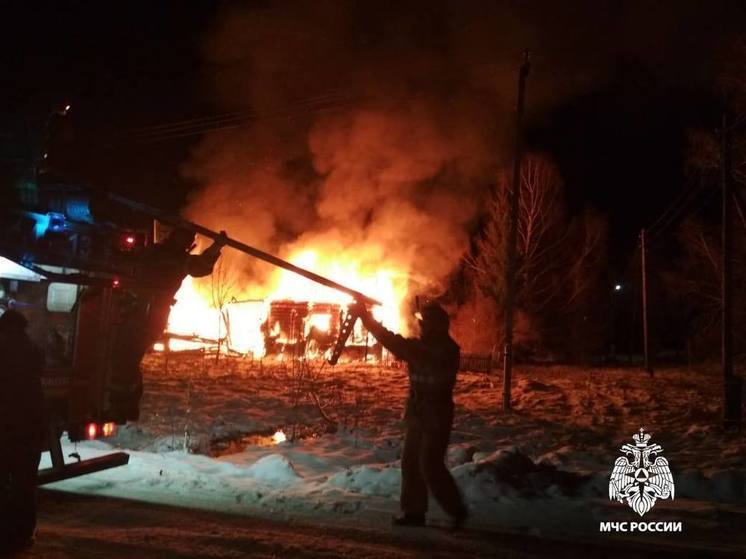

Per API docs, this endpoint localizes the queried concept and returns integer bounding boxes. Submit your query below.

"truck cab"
[1,183,150,483]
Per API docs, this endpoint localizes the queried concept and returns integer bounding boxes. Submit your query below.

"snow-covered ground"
[44,355,746,552]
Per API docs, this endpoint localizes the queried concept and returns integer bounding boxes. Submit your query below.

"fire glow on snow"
[43,365,746,544]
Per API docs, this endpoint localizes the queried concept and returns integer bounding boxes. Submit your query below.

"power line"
[645,181,702,238]
[121,60,526,144]
[127,93,364,142]
[130,111,253,136]
[129,91,356,137]
[645,182,714,247]
[137,101,364,143]
[644,184,722,259]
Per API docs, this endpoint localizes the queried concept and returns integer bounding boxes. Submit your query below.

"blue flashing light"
[30,212,50,239]
[65,197,94,223]
[48,212,66,233]
[28,211,66,238]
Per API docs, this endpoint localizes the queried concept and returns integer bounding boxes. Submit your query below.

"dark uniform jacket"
[105,239,222,407]
[366,323,460,431]
[136,241,222,345]
[0,329,46,453]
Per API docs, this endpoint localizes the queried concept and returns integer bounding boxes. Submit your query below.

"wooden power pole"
[721,109,742,429]
[640,228,652,374]
[502,50,531,412]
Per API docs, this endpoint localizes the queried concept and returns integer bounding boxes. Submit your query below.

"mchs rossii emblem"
[609,428,675,516]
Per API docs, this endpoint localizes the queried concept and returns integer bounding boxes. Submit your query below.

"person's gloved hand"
[348,300,371,321]
[216,230,229,245]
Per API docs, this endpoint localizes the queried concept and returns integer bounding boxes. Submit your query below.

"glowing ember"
[273,430,287,444]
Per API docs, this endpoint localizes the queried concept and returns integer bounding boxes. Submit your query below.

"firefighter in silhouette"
[136,227,227,346]
[351,301,468,530]
[0,310,46,551]
[109,227,227,420]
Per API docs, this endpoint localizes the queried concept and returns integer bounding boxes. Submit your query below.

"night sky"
[2,1,745,272]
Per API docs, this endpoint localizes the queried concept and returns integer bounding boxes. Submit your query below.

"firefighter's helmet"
[164,227,196,252]
[417,302,450,333]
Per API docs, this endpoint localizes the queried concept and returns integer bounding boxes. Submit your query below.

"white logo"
[609,428,674,517]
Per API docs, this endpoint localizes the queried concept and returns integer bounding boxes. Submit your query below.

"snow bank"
[447,443,477,468]
[453,447,589,502]
[42,363,746,542]
[326,465,401,497]
[246,454,303,485]
[674,468,746,503]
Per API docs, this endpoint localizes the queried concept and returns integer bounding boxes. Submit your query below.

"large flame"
[157,248,407,359]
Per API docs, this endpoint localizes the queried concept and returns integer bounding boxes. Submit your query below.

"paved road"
[12,490,741,558]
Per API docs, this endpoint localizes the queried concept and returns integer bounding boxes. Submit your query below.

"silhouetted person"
[0,310,46,552]
[108,228,226,420]
[352,301,467,531]
[137,227,227,346]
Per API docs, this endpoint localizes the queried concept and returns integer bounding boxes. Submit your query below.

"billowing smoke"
[157,0,736,356]
[181,0,707,306]
[301,101,490,288]
[180,2,519,306]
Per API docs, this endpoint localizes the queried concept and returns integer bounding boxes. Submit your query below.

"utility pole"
[721,109,742,429]
[502,50,531,412]
[640,228,652,374]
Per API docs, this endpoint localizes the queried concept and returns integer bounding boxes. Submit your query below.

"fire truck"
[0,111,379,484]
[1,182,381,484]
[0,182,152,484]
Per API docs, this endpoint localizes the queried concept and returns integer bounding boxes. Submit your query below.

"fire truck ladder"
[38,431,130,485]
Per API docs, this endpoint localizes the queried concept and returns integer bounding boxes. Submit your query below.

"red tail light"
[84,422,116,440]
[119,232,141,251]
[85,422,98,440]
[102,422,116,437]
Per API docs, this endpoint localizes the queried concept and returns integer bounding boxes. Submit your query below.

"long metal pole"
[107,193,381,306]
[641,228,652,374]
[502,50,531,412]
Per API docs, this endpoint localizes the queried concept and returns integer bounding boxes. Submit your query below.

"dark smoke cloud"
[182,0,739,299]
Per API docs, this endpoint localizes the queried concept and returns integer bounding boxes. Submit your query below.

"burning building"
[147,3,508,359]
[154,248,400,362]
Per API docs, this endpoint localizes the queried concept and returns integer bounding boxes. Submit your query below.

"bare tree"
[210,258,235,359]
[468,153,606,356]
[664,217,746,358]
[655,37,746,361]
[716,39,746,200]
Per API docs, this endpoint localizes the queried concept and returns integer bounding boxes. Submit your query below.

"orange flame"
[156,248,407,358]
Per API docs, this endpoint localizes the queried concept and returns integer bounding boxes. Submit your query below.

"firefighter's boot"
[392,513,426,527]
